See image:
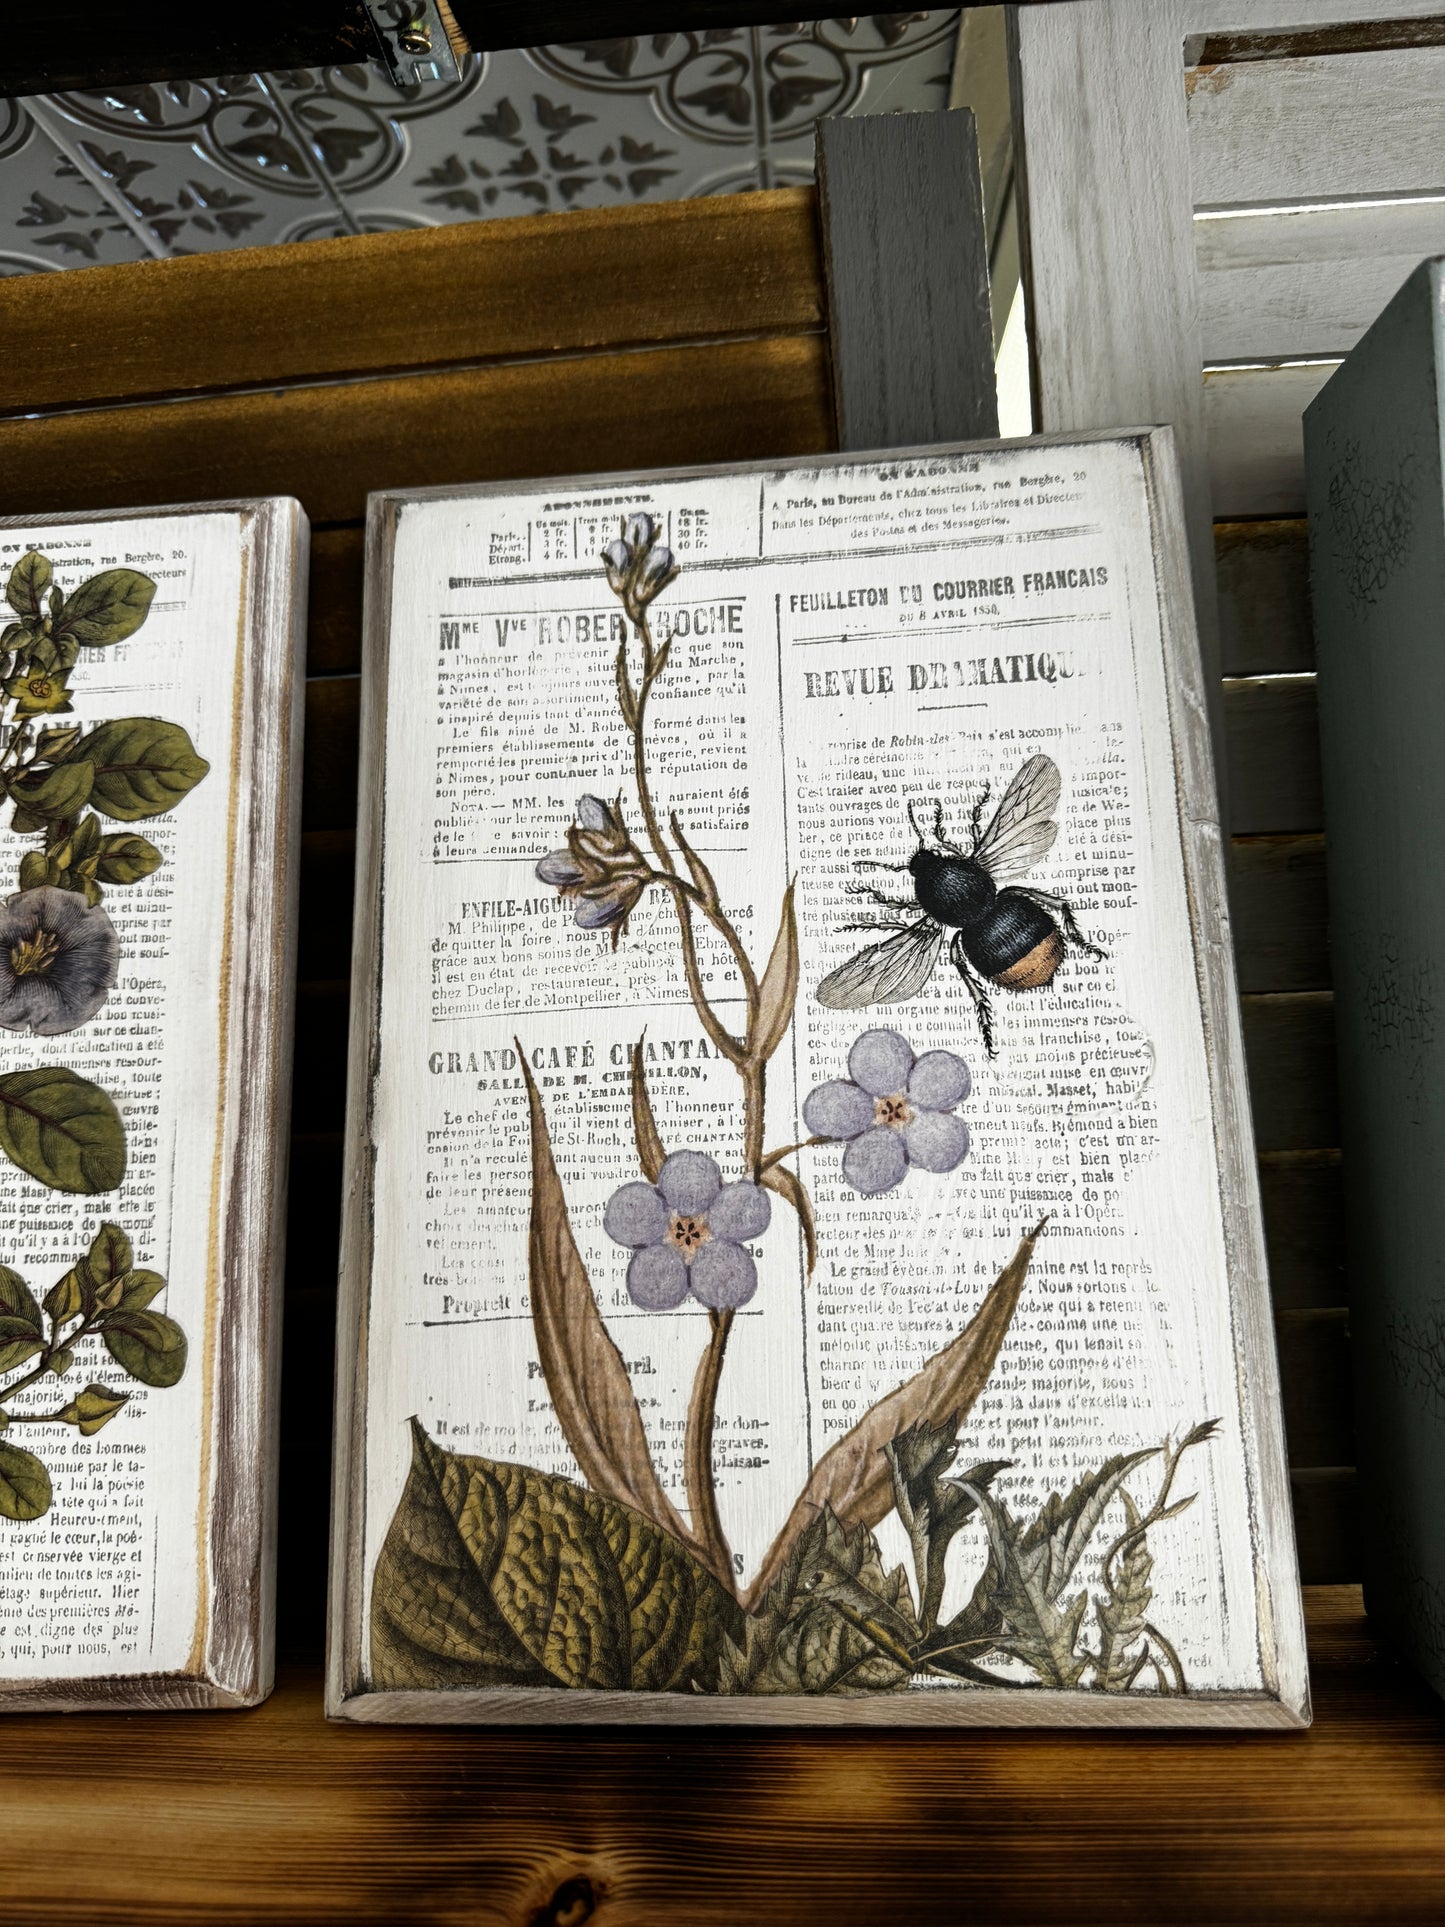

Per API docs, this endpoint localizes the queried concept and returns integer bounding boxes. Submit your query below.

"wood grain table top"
[0,1587,1439,1923]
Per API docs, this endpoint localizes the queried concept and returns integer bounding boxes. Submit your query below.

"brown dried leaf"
[751,879,798,1065]
[745,1218,1045,1605]
[518,1045,692,1549]
[630,1033,665,1182]
[760,1160,816,1275]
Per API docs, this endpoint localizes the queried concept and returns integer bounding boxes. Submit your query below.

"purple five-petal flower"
[803,1028,971,1196]
[604,1149,770,1311]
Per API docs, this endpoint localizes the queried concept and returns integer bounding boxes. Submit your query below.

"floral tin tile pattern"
[0,16,959,272]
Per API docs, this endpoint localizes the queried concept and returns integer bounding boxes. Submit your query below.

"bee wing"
[973,752,1061,883]
[816,919,944,1009]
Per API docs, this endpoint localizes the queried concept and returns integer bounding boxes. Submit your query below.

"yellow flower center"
[11,929,59,978]
[875,1093,914,1130]
[27,678,51,700]
[667,1213,711,1261]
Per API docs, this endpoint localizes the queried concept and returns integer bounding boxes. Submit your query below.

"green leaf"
[9,758,94,821]
[52,568,155,646]
[0,1066,126,1194]
[117,1268,165,1310]
[884,1416,1007,1638]
[960,1484,1091,1689]
[94,833,162,885]
[71,718,208,822]
[35,723,81,764]
[370,1420,740,1694]
[0,1264,42,1336]
[101,1309,186,1388]
[6,551,51,619]
[1018,1447,1160,1602]
[10,804,46,836]
[0,1325,43,1373]
[84,1222,133,1287]
[42,1268,85,1323]
[1094,1492,1154,1692]
[59,1382,129,1437]
[48,1347,73,1377]
[0,1439,51,1520]
[718,1508,917,1697]
[17,852,47,891]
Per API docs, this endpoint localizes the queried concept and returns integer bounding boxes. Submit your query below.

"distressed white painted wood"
[1186,0,1444,30]
[1205,362,1338,515]
[1006,0,1223,729]
[1189,49,1445,209]
[1196,201,1445,361]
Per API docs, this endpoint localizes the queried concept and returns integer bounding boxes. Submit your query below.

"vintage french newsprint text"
[331,434,1308,1726]
[0,501,304,1710]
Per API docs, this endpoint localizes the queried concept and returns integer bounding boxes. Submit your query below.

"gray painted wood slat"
[1224,675,1322,835]
[1188,47,1445,208]
[1216,520,1314,675]
[1206,363,1337,518]
[1230,834,1330,993]
[815,108,998,450]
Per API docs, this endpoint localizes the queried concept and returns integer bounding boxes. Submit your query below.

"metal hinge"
[363,1,462,88]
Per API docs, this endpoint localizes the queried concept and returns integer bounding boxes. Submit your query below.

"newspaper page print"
[362,440,1267,1705]
[0,513,241,1684]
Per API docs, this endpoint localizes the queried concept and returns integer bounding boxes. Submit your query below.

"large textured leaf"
[0,1264,42,1334]
[1094,1492,1154,1691]
[101,1308,187,1387]
[370,1422,740,1693]
[1021,1447,1159,1600]
[9,758,94,821]
[751,880,798,1064]
[73,718,209,821]
[6,551,51,618]
[967,1485,1089,1688]
[53,568,155,645]
[0,1067,126,1194]
[720,1508,915,1697]
[0,1440,51,1521]
[885,1417,1008,1637]
[747,1219,1042,1603]
[518,1048,698,1559]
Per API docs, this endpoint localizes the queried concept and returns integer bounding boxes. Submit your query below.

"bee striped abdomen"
[969,890,1063,987]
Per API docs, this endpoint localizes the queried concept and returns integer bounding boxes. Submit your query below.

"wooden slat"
[1187,1,1445,29]
[0,1595,1441,1924]
[1241,991,1339,1151]
[1188,48,1445,208]
[1259,1152,1346,1312]
[290,983,349,1137]
[1229,833,1329,991]
[1010,0,1225,712]
[0,335,834,527]
[1223,675,1322,834]
[1289,1471,1361,1586]
[302,680,360,835]
[1278,1308,1355,1465]
[817,110,998,449]
[1216,518,1313,675]
[1206,361,1337,517]
[0,192,824,413]
[1196,200,1445,362]
[296,831,356,984]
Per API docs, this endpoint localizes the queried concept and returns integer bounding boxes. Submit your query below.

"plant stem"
[684,1308,736,1593]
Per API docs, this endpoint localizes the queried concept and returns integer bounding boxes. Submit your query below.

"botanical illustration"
[0,548,203,1526]
[0,1221,186,1522]
[371,516,1215,1700]
[0,550,209,1196]
[817,758,1104,1057]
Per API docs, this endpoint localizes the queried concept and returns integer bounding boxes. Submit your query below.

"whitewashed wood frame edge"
[326,429,1308,1730]
[0,495,308,1713]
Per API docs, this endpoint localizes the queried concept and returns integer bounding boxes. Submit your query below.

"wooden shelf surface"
[0,1588,1438,1924]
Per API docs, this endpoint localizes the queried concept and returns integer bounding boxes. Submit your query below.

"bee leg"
[1015,887,1108,960]
[848,882,917,912]
[949,931,997,1057]
[967,781,991,853]
[852,857,912,873]
[930,798,971,859]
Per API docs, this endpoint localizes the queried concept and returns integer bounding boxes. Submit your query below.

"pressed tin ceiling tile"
[0,14,960,264]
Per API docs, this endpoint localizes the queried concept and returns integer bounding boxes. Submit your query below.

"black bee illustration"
[816,753,1104,1056]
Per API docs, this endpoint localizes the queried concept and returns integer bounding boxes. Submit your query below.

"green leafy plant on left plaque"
[0,549,211,1196]
[0,1221,186,1522]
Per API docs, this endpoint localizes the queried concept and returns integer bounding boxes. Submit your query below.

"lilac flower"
[0,886,118,1036]
[803,1028,971,1196]
[601,510,679,620]
[535,794,653,943]
[604,1149,771,1311]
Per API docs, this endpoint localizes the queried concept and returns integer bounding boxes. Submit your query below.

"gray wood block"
[1305,254,1445,1703]
[816,109,998,450]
